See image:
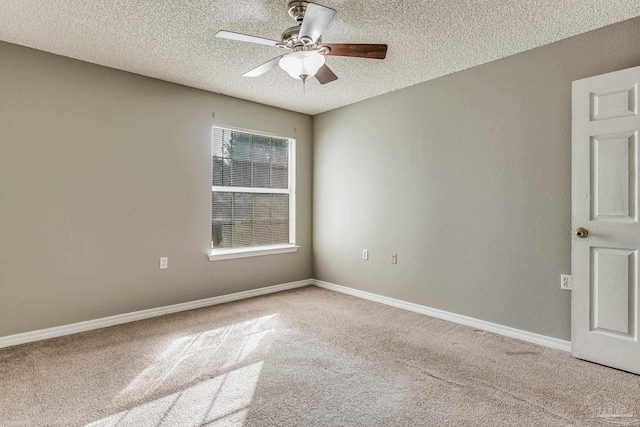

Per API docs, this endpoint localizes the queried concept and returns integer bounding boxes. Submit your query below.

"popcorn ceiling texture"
[0,0,638,115]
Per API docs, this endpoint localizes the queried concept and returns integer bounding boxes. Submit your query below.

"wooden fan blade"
[299,3,336,44]
[315,64,338,85]
[243,56,283,77]
[322,44,388,59]
[215,30,279,47]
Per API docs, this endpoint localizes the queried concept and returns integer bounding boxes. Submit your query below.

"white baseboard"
[313,279,572,352]
[0,278,571,353]
[0,279,313,349]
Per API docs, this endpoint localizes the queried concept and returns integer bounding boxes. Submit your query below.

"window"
[209,126,297,260]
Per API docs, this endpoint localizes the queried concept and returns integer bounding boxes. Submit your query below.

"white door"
[572,65,640,374]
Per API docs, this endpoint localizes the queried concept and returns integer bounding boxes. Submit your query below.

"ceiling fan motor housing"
[287,1,308,23]
[281,25,322,49]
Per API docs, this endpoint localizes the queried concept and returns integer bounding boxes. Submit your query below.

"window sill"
[208,244,299,261]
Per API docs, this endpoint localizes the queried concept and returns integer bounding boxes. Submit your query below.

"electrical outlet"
[160,257,168,270]
[363,249,369,260]
[391,253,397,264]
[561,274,571,290]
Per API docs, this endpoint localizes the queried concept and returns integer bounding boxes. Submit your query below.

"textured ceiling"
[0,1,639,115]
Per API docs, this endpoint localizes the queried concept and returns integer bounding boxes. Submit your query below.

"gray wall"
[313,17,640,341]
[0,42,312,337]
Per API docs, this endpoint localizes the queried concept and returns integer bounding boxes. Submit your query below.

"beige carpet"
[1,286,639,426]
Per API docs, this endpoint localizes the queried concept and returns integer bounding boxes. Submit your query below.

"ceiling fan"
[215,1,388,87]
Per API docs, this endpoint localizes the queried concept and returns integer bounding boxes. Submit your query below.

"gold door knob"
[576,227,589,238]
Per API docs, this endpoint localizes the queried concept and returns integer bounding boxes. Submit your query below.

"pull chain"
[300,74,308,94]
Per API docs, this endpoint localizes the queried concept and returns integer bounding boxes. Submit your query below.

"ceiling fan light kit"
[279,50,325,79]
[215,1,388,87]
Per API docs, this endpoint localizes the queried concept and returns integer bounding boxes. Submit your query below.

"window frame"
[208,124,298,261]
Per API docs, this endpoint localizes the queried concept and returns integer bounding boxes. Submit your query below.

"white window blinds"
[211,127,293,249]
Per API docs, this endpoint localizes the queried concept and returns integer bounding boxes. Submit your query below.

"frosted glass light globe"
[279,51,325,79]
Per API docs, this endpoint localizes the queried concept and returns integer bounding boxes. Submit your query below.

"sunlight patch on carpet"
[87,361,263,426]
[117,314,278,400]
